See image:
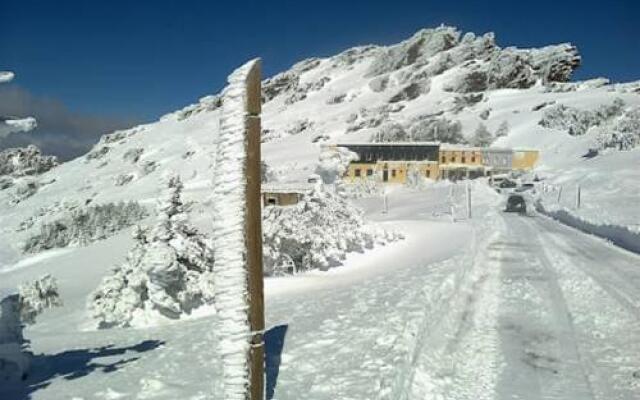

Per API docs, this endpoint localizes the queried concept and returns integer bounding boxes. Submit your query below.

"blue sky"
[0,0,638,157]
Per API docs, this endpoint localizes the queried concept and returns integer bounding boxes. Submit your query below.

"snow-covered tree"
[374,122,408,141]
[89,174,215,328]
[0,275,61,382]
[315,146,359,185]
[262,188,402,275]
[471,123,493,147]
[495,120,510,137]
[407,117,466,144]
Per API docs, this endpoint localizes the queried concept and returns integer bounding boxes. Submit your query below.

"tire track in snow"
[528,216,640,399]
[497,214,595,400]
[398,215,504,400]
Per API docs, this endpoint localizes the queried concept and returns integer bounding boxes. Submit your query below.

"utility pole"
[212,59,264,400]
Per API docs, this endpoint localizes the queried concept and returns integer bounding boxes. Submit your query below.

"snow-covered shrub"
[0,145,58,177]
[10,179,39,204]
[388,81,429,103]
[315,146,358,185]
[452,93,484,113]
[346,106,390,133]
[539,98,625,136]
[262,189,402,275]
[594,106,640,151]
[1,275,61,382]
[122,147,143,163]
[17,274,62,325]
[89,175,214,328]
[23,201,148,253]
[470,123,493,146]
[373,122,408,141]
[342,177,382,198]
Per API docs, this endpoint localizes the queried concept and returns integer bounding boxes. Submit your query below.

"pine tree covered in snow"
[89,174,215,328]
[0,275,61,382]
[262,188,403,275]
[471,123,493,147]
[495,120,510,137]
[315,146,359,185]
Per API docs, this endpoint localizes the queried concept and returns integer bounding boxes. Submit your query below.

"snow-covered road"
[268,187,640,399]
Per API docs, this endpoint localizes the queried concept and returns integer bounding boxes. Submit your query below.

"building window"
[472,156,476,162]
[391,169,397,177]
[451,157,456,163]
[426,170,431,178]
[441,156,446,163]
[354,168,361,177]
[366,169,373,176]
[462,156,466,163]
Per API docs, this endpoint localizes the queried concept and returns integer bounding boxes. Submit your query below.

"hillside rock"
[0,145,58,178]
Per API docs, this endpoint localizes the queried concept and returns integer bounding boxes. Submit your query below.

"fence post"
[557,185,563,204]
[466,182,472,219]
[576,185,581,209]
[382,193,388,214]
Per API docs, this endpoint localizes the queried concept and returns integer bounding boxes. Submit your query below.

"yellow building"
[345,160,439,183]
[330,143,540,184]
[336,143,441,184]
[438,146,486,180]
[512,149,539,171]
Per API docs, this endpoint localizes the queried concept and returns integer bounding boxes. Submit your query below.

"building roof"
[329,141,441,147]
[261,182,315,194]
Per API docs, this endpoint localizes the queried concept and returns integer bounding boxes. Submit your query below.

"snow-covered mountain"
[2,25,640,400]
[1,25,639,263]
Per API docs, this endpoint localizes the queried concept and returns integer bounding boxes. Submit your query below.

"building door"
[382,168,389,182]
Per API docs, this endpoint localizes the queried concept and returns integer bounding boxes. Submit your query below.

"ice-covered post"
[212,59,264,400]
[576,185,581,209]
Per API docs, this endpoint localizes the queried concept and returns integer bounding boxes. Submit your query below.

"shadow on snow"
[1,339,165,400]
[265,324,288,400]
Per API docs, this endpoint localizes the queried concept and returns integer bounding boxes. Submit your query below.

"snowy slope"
[2,27,637,259]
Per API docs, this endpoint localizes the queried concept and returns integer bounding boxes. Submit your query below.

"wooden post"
[244,60,265,400]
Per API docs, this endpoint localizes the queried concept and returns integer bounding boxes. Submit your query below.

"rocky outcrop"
[0,145,58,178]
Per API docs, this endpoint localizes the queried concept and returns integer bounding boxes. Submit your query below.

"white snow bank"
[535,201,640,254]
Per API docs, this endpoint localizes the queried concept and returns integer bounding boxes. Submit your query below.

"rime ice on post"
[212,59,264,400]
